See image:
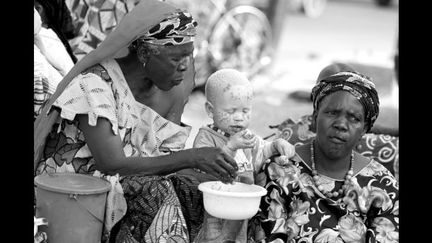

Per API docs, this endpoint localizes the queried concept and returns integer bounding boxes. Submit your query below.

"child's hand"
[274,155,291,166]
[227,129,257,150]
[272,138,295,158]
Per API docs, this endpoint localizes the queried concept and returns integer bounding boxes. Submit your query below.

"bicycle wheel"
[206,5,273,81]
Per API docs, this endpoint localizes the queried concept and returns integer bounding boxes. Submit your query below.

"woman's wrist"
[182,148,198,169]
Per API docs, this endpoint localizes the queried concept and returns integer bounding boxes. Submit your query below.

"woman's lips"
[329,136,346,144]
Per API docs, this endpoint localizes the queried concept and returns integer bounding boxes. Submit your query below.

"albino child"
[193,69,295,243]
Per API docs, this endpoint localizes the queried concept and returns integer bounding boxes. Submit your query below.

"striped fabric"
[34,76,54,118]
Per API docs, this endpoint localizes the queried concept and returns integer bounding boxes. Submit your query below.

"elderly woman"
[251,71,399,242]
[34,0,239,242]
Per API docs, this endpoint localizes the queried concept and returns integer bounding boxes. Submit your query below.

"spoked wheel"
[206,5,273,81]
[301,0,327,18]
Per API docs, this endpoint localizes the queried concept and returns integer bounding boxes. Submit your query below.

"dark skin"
[77,42,238,182]
[295,91,371,180]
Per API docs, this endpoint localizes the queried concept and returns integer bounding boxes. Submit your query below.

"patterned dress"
[35,59,204,242]
[251,154,399,243]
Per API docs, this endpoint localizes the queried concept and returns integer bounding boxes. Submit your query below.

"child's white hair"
[205,68,251,104]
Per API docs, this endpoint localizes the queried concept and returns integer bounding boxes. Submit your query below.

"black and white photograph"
[33,0,399,242]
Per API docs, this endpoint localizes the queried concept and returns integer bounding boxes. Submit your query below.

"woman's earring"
[142,62,146,68]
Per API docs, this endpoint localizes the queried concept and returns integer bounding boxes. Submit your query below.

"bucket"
[34,173,111,243]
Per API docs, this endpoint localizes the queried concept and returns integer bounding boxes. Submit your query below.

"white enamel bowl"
[198,181,267,220]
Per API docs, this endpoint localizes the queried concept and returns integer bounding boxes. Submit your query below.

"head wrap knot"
[311,71,380,132]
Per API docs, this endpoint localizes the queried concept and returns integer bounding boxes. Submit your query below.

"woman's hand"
[190,147,239,183]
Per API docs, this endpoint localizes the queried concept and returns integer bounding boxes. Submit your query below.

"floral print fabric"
[254,154,399,242]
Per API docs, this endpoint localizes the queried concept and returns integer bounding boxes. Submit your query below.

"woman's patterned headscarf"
[311,71,380,132]
[138,11,197,46]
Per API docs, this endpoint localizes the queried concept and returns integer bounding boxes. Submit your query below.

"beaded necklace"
[208,124,230,138]
[310,140,354,198]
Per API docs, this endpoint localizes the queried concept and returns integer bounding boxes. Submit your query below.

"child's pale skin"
[206,79,295,163]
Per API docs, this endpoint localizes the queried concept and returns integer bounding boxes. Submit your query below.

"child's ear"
[205,101,214,119]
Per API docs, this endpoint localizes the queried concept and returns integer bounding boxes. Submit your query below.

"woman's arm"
[78,115,238,181]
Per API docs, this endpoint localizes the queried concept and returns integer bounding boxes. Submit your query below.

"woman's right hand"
[190,147,239,183]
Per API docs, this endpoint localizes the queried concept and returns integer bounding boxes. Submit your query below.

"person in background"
[34,0,239,242]
[190,69,295,242]
[34,0,77,63]
[253,70,398,242]
[34,7,74,118]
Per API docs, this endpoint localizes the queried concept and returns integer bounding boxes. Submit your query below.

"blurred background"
[61,0,399,148]
[181,0,399,147]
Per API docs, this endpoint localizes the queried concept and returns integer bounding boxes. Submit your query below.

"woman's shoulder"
[80,63,112,82]
[356,157,398,188]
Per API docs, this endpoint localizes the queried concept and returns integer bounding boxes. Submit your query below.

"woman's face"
[315,91,366,159]
[145,42,194,91]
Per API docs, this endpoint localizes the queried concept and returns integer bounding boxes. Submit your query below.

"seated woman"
[34,1,243,242]
[270,62,399,179]
[251,71,399,242]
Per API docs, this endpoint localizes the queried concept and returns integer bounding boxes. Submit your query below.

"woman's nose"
[178,57,189,72]
[333,116,348,131]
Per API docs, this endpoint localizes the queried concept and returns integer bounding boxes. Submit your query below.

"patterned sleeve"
[53,72,119,135]
[344,164,399,242]
[34,76,52,118]
[365,171,399,242]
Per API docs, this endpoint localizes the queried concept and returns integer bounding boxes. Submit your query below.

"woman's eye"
[349,116,361,122]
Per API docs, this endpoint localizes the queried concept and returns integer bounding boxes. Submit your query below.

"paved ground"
[182,0,399,148]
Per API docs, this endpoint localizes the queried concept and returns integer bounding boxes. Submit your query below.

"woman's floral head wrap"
[311,71,380,132]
